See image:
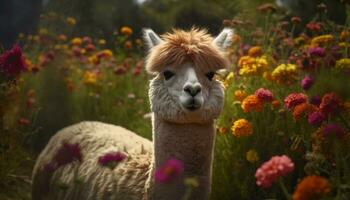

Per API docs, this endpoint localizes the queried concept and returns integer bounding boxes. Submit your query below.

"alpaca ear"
[143,28,163,50]
[213,28,234,50]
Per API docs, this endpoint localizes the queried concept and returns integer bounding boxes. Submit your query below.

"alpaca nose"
[183,84,202,97]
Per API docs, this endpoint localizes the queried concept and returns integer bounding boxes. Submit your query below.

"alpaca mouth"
[183,99,201,111]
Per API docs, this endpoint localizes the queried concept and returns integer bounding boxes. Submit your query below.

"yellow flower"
[335,58,350,70]
[98,39,106,45]
[338,42,350,48]
[271,63,298,85]
[223,72,234,88]
[248,46,263,57]
[120,26,133,36]
[311,34,334,46]
[71,37,82,46]
[88,55,100,65]
[100,49,113,59]
[234,90,248,102]
[83,71,98,85]
[294,36,305,46]
[184,177,199,188]
[231,119,253,137]
[241,95,263,112]
[66,17,76,25]
[238,56,268,76]
[246,149,259,163]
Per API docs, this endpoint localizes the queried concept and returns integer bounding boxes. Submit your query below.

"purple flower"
[301,75,314,90]
[310,95,321,106]
[98,152,126,169]
[0,44,27,77]
[53,141,82,167]
[308,111,325,126]
[309,47,326,57]
[155,158,184,183]
[323,124,346,139]
[255,88,274,102]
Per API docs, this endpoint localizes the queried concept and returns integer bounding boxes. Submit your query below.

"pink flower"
[255,155,294,188]
[309,47,326,57]
[155,158,184,183]
[308,111,325,126]
[98,152,126,169]
[323,123,347,139]
[284,93,308,110]
[0,44,27,77]
[255,88,274,102]
[301,76,314,90]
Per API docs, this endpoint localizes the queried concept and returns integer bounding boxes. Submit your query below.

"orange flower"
[71,37,82,46]
[292,176,331,200]
[120,26,133,36]
[248,46,263,57]
[292,103,317,120]
[234,90,248,101]
[271,100,281,109]
[231,119,253,137]
[241,95,263,112]
[124,40,133,49]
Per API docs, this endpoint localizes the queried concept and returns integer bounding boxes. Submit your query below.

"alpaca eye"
[205,72,215,81]
[163,70,175,80]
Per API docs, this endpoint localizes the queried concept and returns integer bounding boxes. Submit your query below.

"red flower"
[306,22,321,32]
[155,158,184,183]
[0,44,27,77]
[319,92,342,116]
[18,118,30,126]
[284,93,308,110]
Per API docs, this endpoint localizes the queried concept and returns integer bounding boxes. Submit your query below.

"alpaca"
[32,27,233,200]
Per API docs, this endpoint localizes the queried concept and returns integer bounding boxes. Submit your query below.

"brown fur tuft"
[145,28,230,73]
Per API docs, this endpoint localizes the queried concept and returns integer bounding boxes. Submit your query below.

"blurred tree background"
[1,0,348,49]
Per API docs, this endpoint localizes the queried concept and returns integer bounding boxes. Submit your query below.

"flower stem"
[278,178,291,200]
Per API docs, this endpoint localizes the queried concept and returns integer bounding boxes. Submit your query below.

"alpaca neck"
[151,114,215,200]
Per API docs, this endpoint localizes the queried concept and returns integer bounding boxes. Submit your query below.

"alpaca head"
[144,28,233,124]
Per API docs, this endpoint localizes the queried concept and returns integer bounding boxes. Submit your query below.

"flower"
[53,141,82,167]
[0,44,27,77]
[271,64,298,85]
[284,93,308,110]
[120,26,133,36]
[98,152,126,169]
[71,37,82,46]
[184,177,199,188]
[308,47,325,57]
[319,92,342,116]
[301,76,314,90]
[255,88,274,102]
[335,58,350,70]
[308,112,325,126]
[311,35,334,46]
[248,46,263,57]
[83,71,98,85]
[155,158,184,183]
[241,95,264,112]
[18,118,30,126]
[238,56,268,76]
[306,22,321,32]
[310,95,321,106]
[97,49,113,59]
[291,16,301,24]
[292,176,331,200]
[292,103,317,120]
[246,149,259,163]
[234,90,248,101]
[323,123,347,139]
[255,155,294,188]
[231,119,253,137]
[257,3,276,13]
[66,17,76,25]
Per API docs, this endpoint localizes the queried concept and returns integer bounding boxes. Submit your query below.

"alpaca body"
[32,121,152,200]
